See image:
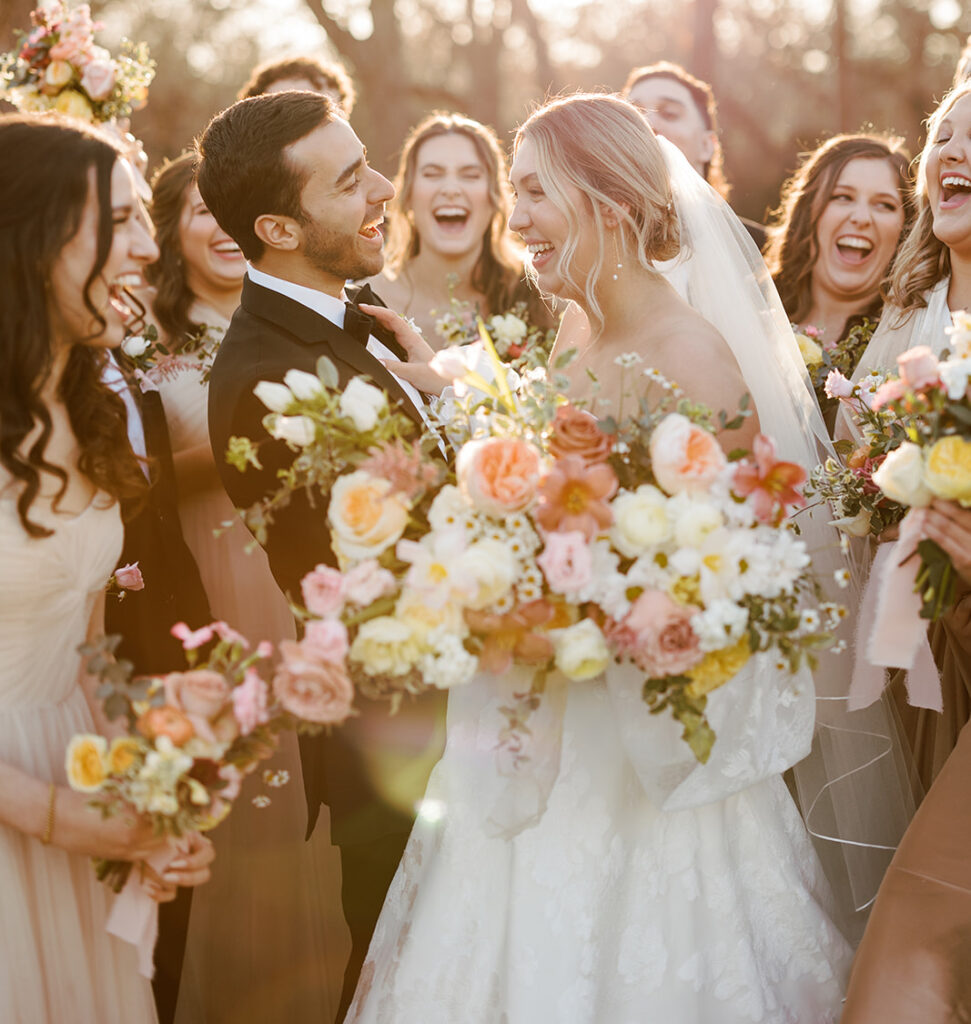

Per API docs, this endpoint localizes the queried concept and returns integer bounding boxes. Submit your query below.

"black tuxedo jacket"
[208,275,445,847]
[106,386,211,675]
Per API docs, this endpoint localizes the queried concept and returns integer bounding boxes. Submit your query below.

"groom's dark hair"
[196,91,339,261]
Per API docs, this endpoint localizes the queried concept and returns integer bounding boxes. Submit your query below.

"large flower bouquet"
[0,1,155,123]
[811,312,971,619]
[67,619,351,893]
[226,334,838,764]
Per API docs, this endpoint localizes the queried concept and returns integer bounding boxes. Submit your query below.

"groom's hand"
[358,304,446,397]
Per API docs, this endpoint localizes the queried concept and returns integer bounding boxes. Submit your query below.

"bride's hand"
[358,304,446,397]
[141,832,216,901]
[53,788,169,862]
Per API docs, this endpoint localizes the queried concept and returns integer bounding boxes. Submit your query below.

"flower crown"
[0,1,155,124]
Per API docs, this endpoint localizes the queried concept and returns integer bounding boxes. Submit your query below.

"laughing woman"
[764,133,911,351]
[145,153,348,1024]
[0,115,213,1024]
[368,112,551,346]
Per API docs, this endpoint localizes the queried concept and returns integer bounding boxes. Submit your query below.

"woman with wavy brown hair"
[764,133,911,346]
[0,114,213,1022]
[368,111,551,346]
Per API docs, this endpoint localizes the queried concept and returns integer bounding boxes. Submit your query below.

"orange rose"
[137,706,195,747]
[649,413,727,496]
[457,437,542,518]
[547,405,612,464]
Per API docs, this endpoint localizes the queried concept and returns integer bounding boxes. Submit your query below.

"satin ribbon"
[106,842,176,978]
[849,509,942,712]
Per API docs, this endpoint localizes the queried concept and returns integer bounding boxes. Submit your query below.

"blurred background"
[2,0,969,221]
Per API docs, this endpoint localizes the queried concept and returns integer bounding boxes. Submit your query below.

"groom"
[196,91,446,1018]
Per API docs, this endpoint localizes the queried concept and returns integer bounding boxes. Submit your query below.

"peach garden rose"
[457,437,542,518]
[649,413,727,496]
[328,470,410,565]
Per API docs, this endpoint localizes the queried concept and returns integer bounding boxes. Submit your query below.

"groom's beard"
[301,213,383,283]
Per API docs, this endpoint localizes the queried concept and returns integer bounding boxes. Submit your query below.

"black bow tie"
[344,299,376,346]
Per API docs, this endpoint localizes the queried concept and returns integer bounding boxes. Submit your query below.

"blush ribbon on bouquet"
[106,840,179,978]
[850,510,942,713]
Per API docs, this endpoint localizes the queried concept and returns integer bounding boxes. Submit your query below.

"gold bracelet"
[40,782,57,846]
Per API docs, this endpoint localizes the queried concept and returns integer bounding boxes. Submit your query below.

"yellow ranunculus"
[45,60,74,88]
[684,637,752,699]
[668,574,702,607]
[795,332,823,367]
[66,734,109,792]
[53,88,94,122]
[924,436,971,505]
[107,736,142,775]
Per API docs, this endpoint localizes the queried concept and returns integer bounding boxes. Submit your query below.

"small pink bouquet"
[0,1,155,123]
[228,332,839,764]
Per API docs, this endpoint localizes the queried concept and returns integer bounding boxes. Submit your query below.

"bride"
[349,94,895,1023]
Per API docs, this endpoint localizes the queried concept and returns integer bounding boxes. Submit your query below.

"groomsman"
[195,90,446,1020]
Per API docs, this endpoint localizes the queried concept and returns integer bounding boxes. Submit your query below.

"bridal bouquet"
[0,1,155,123]
[812,313,971,619]
[227,334,837,763]
[67,619,351,892]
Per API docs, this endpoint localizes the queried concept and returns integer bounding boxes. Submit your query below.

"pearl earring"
[612,233,623,281]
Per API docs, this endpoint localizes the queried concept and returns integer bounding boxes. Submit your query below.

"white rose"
[268,414,315,447]
[428,485,473,532]
[457,539,517,609]
[328,471,409,565]
[610,485,671,557]
[872,443,933,508]
[339,377,387,432]
[829,509,873,537]
[489,314,528,348]
[551,620,610,682]
[283,368,325,401]
[122,334,150,358]
[671,496,724,549]
[253,380,294,413]
[939,358,971,401]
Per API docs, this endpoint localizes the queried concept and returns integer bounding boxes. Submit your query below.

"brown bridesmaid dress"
[841,592,971,1023]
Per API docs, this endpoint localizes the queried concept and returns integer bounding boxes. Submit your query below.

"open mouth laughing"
[107,273,144,320]
[834,234,874,265]
[359,213,384,240]
[940,174,971,209]
[526,240,555,269]
[433,205,471,232]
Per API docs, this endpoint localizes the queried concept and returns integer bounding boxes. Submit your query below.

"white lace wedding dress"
[348,654,851,1023]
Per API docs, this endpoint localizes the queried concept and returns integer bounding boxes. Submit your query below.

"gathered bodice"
[0,495,122,709]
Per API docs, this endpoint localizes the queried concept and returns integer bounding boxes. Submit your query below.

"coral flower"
[732,435,807,525]
[465,600,556,675]
[535,455,618,540]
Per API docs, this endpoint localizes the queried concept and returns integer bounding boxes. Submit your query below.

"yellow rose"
[53,89,94,122]
[795,332,823,367]
[66,734,108,792]
[107,736,142,775]
[349,616,422,677]
[684,637,751,699]
[328,470,409,566]
[45,60,75,88]
[924,436,971,505]
[395,590,465,643]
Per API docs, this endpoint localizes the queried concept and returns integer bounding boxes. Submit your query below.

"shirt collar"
[246,264,348,328]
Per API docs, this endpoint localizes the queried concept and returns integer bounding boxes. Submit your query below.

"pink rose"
[341,560,396,606]
[49,37,87,63]
[457,437,542,517]
[164,669,233,742]
[301,564,344,617]
[302,619,349,664]
[231,670,270,736]
[823,369,854,400]
[897,346,940,391]
[649,414,727,496]
[114,561,144,591]
[273,640,355,724]
[80,58,115,100]
[608,590,703,677]
[537,531,594,596]
[870,378,909,411]
[547,405,612,465]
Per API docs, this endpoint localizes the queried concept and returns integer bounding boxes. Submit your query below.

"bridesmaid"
[367,112,551,345]
[847,81,971,790]
[144,152,349,1024]
[0,115,213,1023]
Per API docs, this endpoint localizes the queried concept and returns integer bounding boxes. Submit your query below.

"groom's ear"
[254,213,301,253]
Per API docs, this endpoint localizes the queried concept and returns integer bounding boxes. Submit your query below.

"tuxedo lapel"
[241,277,425,432]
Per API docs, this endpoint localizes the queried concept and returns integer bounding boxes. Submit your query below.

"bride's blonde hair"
[514,93,680,332]
[889,81,971,315]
